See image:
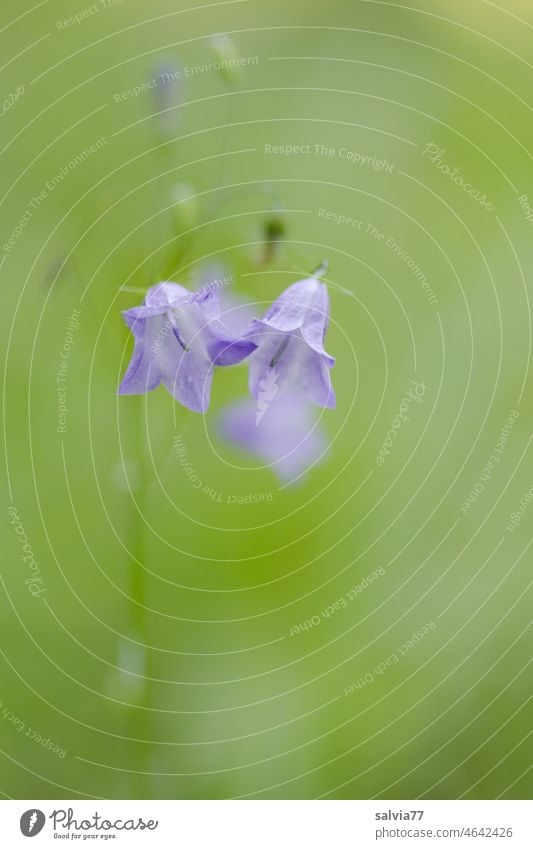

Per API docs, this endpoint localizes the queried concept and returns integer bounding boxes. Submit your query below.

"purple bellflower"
[244,276,336,410]
[118,282,256,413]
[219,391,328,482]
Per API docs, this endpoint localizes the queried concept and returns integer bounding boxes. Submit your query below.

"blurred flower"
[195,262,232,301]
[219,392,328,482]
[196,263,258,336]
[244,275,336,409]
[220,293,257,338]
[118,282,256,412]
[152,58,184,136]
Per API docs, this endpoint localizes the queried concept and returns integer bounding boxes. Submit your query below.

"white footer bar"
[1,799,531,847]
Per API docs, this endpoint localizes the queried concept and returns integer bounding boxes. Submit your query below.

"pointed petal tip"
[117,380,139,396]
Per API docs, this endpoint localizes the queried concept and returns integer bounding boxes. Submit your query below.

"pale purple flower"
[219,392,328,482]
[118,282,255,412]
[152,59,184,136]
[196,263,258,336]
[244,276,336,409]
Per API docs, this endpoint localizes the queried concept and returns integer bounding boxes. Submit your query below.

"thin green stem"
[128,394,151,799]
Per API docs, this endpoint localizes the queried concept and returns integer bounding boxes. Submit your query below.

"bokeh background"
[1,0,532,799]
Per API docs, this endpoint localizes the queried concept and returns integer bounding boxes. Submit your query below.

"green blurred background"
[1,0,531,799]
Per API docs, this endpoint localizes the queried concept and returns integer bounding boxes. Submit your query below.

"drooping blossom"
[219,392,328,482]
[243,275,336,409]
[118,282,256,413]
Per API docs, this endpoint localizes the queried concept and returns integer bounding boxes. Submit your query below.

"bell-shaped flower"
[219,391,328,482]
[118,282,256,413]
[244,276,335,409]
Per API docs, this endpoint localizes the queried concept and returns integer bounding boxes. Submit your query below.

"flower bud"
[265,215,285,244]
[256,213,285,264]
[209,34,241,84]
